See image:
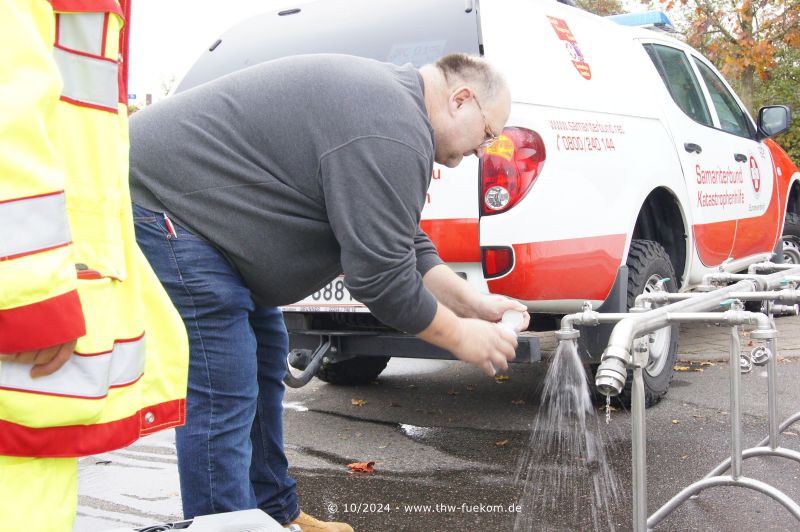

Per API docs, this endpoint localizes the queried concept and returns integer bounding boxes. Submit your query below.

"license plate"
[281,276,368,313]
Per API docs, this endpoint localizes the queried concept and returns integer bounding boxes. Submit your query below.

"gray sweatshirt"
[129,54,443,334]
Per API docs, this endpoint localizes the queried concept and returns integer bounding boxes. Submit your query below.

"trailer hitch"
[284,336,332,388]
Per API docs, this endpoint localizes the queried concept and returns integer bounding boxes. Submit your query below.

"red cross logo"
[750,157,760,193]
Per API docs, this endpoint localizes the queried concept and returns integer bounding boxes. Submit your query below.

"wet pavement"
[75,315,800,531]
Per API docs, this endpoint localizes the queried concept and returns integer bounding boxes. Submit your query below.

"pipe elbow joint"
[750,277,768,292]
[557,314,582,340]
[749,313,777,340]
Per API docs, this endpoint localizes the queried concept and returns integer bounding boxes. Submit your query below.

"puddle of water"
[514,340,626,531]
[283,401,309,412]
[399,423,438,440]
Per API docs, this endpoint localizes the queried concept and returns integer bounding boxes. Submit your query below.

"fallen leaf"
[351,399,367,407]
[347,461,375,473]
[407,384,417,389]
[672,419,680,424]
[378,445,388,449]
[699,361,715,366]
[495,440,510,447]
[511,400,526,405]
[495,375,510,382]
[447,389,459,396]
[680,455,689,460]
[674,366,690,371]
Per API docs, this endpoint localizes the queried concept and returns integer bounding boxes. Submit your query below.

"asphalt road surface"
[75,316,800,531]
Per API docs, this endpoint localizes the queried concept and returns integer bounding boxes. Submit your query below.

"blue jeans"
[132,203,299,523]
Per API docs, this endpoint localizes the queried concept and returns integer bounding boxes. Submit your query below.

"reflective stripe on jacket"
[0,0,188,458]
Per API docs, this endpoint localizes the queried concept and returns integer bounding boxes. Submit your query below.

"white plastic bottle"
[499,309,524,335]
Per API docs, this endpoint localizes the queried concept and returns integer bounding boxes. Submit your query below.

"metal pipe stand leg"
[649,322,800,528]
[729,325,743,480]
[766,336,779,450]
[632,362,647,531]
[700,334,800,480]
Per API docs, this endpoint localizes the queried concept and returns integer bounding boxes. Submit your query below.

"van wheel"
[617,239,680,408]
[781,212,800,264]
[316,356,391,385]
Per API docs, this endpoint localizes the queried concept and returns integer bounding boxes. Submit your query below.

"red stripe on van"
[420,218,480,263]
[487,234,626,300]
[693,221,735,266]
[734,138,799,259]
[731,163,781,259]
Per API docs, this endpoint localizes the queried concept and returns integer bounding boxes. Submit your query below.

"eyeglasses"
[473,94,499,150]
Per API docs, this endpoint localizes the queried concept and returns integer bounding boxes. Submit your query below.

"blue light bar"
[607,11,675,31]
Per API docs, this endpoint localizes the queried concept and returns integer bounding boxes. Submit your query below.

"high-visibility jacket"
[0,0,188,457]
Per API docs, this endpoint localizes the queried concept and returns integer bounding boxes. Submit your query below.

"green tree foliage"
[754,45,800,161]
[646,0,800,161]
[576,0,625,16]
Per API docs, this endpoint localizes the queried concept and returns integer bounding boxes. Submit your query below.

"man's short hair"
[435,53,507,103]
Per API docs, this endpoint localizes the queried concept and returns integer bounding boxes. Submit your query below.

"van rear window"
[177,0,480,93]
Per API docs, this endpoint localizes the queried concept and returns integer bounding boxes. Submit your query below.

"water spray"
[549,261,800,531]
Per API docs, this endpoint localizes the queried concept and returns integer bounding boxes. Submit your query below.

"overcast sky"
[128,1,298,101]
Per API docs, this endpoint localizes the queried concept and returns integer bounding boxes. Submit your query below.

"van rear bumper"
[287,329,541,364]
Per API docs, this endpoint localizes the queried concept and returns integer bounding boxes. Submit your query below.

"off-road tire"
[617,239,680,408]
[315,356,391,385]
[781,212,800,264]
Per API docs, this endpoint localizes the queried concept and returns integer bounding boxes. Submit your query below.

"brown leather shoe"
[284,511,354,532]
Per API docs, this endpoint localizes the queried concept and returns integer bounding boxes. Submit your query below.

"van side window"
[643,44,713,127]
[692,58,756,139]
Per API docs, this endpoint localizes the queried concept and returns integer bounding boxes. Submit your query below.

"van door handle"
[734,153,748,163]
[684,143,702,154]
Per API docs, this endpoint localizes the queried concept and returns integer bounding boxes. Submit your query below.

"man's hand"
[422,266,530,330]
[0,339,77,378]
[450,318,518,376]
[417,304,518,377]
[473,294,531,329]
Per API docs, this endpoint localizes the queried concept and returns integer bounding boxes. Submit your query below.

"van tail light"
[482,246,514,278]
[480,127,546,215]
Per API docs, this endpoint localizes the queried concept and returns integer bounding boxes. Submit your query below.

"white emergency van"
[176,0,800,405]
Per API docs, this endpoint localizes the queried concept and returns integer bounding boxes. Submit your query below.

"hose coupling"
[595,345,629,397]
